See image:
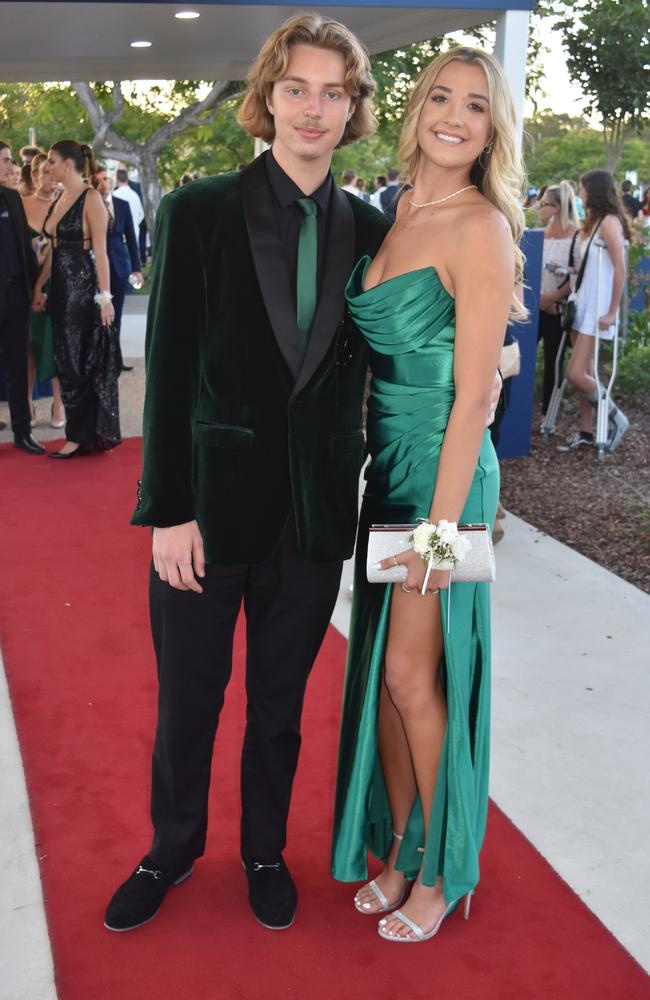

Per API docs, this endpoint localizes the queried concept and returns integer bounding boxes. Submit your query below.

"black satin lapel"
[293,186,355,396]
[241,155,304,380]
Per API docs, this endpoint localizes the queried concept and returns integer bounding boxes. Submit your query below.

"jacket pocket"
[329,429,365,465]
[192,420,255,449]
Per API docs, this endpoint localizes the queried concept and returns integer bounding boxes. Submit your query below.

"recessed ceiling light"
[130,40,152,48]
[175,10,200,19]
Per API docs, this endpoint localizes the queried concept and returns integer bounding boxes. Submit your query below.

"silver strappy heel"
[378,890,473,942]
[353,832,408,915]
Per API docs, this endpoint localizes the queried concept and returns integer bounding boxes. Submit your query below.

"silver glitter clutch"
[366,523,496,584]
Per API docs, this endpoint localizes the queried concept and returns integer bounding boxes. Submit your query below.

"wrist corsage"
[94,290,113,306]
[410,519,472,570]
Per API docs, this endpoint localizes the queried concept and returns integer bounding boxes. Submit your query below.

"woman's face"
[47,150,71,184]
[37,160,56,194]
[416,59,493,176]
[578,181,587,203]
[538,194,559,225]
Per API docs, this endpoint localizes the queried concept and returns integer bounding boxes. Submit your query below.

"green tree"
[555,0,650,171]
[0,82,93,152]
[73,80,245,232]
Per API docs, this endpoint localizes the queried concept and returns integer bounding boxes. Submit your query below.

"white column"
[494,9,530,149]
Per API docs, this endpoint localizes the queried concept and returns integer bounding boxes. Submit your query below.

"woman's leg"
[379,585,450,939]
[354,678,416,912]
[51,377,65,426]
[565,332,596,434]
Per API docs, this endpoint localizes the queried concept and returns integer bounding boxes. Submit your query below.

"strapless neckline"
[354,254,454,303]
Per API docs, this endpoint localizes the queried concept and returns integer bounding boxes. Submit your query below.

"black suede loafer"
[13,434,45,455]
[243,856,297,930]
[104,855,193,932]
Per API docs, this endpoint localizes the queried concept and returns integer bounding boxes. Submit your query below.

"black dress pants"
[110,267,127,340]
[148,513,343,871]
[0,281,30,440]
[538,310,567,415]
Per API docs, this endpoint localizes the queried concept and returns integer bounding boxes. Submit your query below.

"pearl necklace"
[35,192,55,203]
[410,184,477,209]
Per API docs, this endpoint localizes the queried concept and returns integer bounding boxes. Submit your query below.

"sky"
[530,18,590,120]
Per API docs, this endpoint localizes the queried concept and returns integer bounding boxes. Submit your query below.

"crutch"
[593,239,626,460]
[540,324,569,437]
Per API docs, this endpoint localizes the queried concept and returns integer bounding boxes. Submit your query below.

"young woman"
[21,152,65,427]
[537,180,579,418]
[32,140,121,457]
[563,170,629,452]
[332,47,525,942]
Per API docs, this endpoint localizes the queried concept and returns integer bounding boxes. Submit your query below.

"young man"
[95,166,142,368]
[0,140,45,455]
[105,13,389,935]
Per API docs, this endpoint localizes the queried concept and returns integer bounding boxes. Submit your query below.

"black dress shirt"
[0,190,22,279]
[265,149,332,308]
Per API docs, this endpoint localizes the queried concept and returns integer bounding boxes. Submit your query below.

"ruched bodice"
[345,254,492,519]
[332,255,499,905]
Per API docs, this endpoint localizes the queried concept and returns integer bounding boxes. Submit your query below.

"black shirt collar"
[265,148,332,214]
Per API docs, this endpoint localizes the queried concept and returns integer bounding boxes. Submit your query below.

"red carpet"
[1,437,648,1000]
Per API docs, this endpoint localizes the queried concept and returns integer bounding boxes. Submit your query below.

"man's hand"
[153,520,205,593]
[486,369,503,427]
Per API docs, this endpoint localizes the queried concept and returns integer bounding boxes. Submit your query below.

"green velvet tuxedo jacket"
[132,154,390,564]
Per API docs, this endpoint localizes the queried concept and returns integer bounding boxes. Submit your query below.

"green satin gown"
[331,255,499,904]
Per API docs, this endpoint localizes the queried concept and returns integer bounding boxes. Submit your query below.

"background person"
[112,167,144,236]
[379,166,403,222]
[0,140,45,454]
[537,180,579,419]
[561,169,630,452]
[620,179,641,222]
[33,140,121,458]
[371,174,387,209]
[95,166,142,370]
[21,152,65,427]
[340,167,359,195]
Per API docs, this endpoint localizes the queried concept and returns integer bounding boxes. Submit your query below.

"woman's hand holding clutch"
[377,548,449,595]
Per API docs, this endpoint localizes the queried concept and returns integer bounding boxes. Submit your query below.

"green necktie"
[296,197,318,350]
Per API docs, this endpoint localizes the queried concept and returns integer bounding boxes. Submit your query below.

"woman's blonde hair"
[544,180,579,230]
[237,13,377,148]
[399,46,527,322]
[30,152,48,181]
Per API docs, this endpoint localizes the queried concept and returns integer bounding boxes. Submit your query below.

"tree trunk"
[137,151,162,239]
[72,80,245,241]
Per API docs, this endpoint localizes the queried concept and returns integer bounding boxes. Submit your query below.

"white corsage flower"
[412,522,434,556]
[408,519,471,571]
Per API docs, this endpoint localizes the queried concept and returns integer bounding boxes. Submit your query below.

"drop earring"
[478,138,494,170]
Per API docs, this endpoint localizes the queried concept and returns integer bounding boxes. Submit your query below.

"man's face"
[0,147,13,186]
[95,171,112,197]
[267,44,355,172]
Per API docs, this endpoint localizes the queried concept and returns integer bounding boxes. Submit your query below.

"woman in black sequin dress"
[33,140,121,457]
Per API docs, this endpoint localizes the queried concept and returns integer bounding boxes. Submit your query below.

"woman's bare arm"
[85,189,111,292]
[429,209,514,524]
[599,214,626,325]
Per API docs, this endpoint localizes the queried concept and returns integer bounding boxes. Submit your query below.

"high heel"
[353,832,408,915]
[378,889,473,943]
[48,444,93,460]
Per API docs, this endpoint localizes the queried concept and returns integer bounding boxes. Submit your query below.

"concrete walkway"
[2,302,649,997]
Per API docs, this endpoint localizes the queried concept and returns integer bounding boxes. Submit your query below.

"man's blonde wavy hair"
[238,13,377,148]
[399,47,528,323]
